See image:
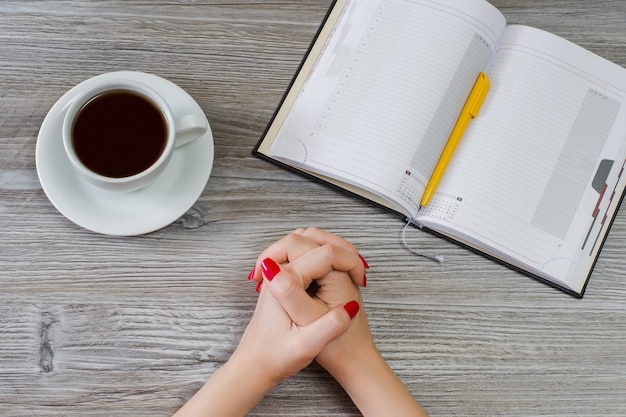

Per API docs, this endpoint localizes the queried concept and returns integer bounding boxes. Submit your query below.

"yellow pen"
[420,72,490,207]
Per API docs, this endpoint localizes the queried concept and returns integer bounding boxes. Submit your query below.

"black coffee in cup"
[71,90,167,178]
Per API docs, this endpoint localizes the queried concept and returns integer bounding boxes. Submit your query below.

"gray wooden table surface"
[1,1,625,416]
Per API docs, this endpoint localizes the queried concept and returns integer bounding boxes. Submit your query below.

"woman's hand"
[249,228,377,371]
[173,236,359,417]
[234,257,360,386]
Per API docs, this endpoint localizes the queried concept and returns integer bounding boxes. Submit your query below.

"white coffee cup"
[62,78,207,192]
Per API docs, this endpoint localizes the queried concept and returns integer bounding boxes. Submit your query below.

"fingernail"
[343,300,360,319]
[363,272,367,288]
[255,282,263,293]
[358,253,370,269]
[261,258,280,282]
[247,266,256,280]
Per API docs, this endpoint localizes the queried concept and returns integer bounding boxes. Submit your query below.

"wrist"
[319,339,380,385]
[173,354,277,417]
[225,350,279,399]
[323,346,428,417]
[324,343,384,395]
[315,309,379,383]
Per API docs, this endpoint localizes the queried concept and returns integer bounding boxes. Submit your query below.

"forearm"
[172,356,274,417]
[329,348,428,417]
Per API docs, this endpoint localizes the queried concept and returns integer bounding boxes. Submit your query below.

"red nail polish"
[358,253,370,269]
[363,272,367,288]
[261,258,280,281]
[247,266,256,280]
[343,300,360,319]
[255,282,263,293]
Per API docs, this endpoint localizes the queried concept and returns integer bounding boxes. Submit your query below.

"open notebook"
[254,0,626,297]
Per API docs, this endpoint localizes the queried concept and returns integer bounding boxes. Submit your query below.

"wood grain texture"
[1,1,625,416]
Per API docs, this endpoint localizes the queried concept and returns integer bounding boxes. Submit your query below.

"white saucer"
[36,71,214,236]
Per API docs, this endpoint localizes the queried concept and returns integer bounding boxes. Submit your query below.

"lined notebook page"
[420,25,626,288]
[270,0,505,217]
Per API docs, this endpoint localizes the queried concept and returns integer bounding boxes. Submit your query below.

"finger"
[297,227,370,272]
[314,269,363,310]
[248,229,369,286]
[292,300,360,359]
[287,244,366,288]
[261,258,327,326]
[297,227,360,256]
[249,232,320,283]
[251,234,366,288]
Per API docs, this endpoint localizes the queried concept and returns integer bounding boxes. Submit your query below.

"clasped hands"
[242,227,374,387]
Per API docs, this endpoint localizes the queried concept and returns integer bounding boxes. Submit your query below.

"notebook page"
[269,0,506,217]
[418,25,626,290]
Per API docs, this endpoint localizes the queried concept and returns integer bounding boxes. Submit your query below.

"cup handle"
[174,113,208,147]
